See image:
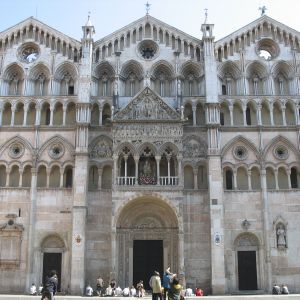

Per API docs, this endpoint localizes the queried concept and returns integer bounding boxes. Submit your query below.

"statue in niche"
[139,158,156,185]
[276,224,287,248]
[177,79,181,95]
[143,159,152,176]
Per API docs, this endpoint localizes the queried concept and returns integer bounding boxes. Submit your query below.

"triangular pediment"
[0,17,80,48]
[216,15,300,50]
[94,15,200,47]
[114,87,181,121]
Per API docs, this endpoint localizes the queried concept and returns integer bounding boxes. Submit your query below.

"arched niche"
[114,196,180,289]
[232,233,262,291]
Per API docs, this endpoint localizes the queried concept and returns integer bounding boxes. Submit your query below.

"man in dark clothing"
[42,270,58,300]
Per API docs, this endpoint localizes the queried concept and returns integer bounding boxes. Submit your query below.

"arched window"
[224,168,233,190]
[22,165,32,187]
[261,102,271,125]
[290,167,299,189]
[196,103,205,125]
[233,103,243,125]
[184,103,193,125]
[0,165,6,187]
[49,166,60,188]
[27,103,36,125]
[64,166,73,188]
[88,166,98,190]
[197,165,207,189]
[266,167,276,189]
[250,167,261,190]
[37,166,47,187]
[184,166,194,189]
[53,102,63,126]
[91,103,100,125]
[102,166,112,189]
[2,103,12,125]
[220,103,230,126]
[14,103,24,125]
[40,103,51,125]
[246,107,251,125]
[66,102,76,125]
[9,165,20,187]
[236,167,248,190]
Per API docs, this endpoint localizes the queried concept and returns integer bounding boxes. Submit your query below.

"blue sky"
[1,0,300,41]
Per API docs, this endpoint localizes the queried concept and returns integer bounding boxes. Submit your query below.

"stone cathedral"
[0,9,300,295]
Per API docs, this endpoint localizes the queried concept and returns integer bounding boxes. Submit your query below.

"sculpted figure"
[277,224,286,247]
[143,159,152,176]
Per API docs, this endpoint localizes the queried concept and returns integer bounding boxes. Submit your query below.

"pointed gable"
[93,15,202,62]
[114,87,180,121]
[215,15,300,59]
[95,15,201,46]
[0,17,81,55]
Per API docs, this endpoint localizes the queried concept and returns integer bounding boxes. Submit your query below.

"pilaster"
[25,165,38,292]
[70,16,94,294]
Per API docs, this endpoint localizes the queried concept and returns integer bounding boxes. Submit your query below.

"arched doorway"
[40,235,66,292]
[234,233,261,291]
[114,196,180,289]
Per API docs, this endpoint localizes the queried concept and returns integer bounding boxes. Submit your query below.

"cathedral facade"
[0,11,300,295]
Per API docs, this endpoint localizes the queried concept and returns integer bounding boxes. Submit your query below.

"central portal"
[133,240,163,290]
[115,196,180,288]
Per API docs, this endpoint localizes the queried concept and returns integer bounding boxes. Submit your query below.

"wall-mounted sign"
[214,232,221,245]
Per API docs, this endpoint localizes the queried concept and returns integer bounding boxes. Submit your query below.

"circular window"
[18,43,40,63]
[274,145,289,160]
[256,38,279,61]
[9,143,24,158]
[233,145,248,160]
[137,40,159,60]
[48,143,64,159]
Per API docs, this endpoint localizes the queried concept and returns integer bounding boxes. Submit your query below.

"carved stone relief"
[114,87,180,121]
[113,124,183,139]
[90,139,112,159]
[183,139,207,158]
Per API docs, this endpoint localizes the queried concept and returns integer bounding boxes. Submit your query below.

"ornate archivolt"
[113,194,182,231]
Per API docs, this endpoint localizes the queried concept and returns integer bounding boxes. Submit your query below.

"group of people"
[149,268,184,300]
[272,283,289,295]
[29,270,58,300]
[85,277,145,297]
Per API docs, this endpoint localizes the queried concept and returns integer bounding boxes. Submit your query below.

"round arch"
[113,195,182,289]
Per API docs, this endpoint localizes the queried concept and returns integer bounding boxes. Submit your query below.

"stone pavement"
[0,296,300,300]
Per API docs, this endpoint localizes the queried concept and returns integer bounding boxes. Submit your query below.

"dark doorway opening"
[43,253,62,291]
[238,251,257,290]
[133,240,163,290]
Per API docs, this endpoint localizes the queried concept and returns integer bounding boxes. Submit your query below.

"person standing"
[136,280,145,297]
[42,270,58,300]
[149,271,162,300]
[162,268,175,300]
[168,277,182,300]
